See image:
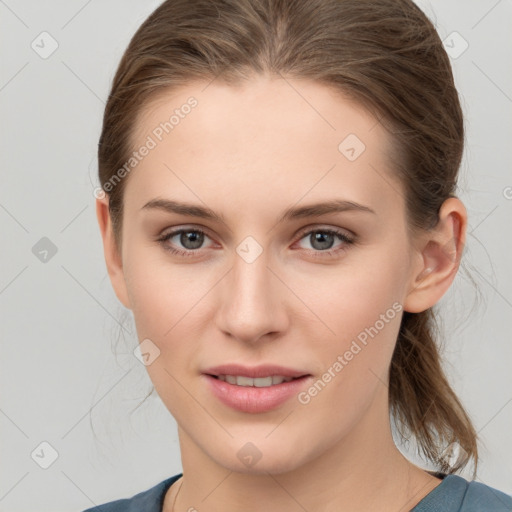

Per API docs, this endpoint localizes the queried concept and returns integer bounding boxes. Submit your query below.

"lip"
[203,364,309,379]
[202,364,312,413]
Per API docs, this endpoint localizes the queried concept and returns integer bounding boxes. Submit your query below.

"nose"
[214,243,289,344]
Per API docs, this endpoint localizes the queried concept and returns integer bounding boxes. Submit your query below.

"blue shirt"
[81,473,512,511]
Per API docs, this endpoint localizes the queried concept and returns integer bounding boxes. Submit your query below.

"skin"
[96,75,467,511]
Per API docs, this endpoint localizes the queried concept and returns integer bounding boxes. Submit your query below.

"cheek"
[288,254,406,396]
[123,244,190,333]
[289,254,405,342]
[123,251,208,414]
[123,248,215,375]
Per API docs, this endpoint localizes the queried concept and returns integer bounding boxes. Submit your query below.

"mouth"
[202,364,312,413]
[208,374,304,387]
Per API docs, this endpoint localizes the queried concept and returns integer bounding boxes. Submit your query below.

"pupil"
[181,231,203,249]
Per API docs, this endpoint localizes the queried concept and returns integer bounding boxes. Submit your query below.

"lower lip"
[203,374,311,413]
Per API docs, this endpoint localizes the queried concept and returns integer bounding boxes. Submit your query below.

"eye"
[294,227,355,258]
[157,228,214,257]
[157,226,356,259]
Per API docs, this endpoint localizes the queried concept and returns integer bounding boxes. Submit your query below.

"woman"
[86,0,512,510]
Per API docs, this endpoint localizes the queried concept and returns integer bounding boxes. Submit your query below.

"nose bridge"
[216,235,287,342]
[233,239,271,302]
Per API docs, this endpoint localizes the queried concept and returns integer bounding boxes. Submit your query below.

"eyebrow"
[141,198,376,225]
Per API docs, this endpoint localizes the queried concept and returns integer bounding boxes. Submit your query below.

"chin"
[206,436,314,476]
[226,454,306,476]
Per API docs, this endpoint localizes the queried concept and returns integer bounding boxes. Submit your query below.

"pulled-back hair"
[98,0,478,474]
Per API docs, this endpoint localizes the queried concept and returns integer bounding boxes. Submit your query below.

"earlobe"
[403,198,466,313]
[95,197,132,310]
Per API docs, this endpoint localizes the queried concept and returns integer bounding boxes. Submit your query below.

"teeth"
[254,377,273,387]
[216,375,295,387]
[237,376,256,387]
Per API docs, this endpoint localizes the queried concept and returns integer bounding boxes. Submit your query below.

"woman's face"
[104,76,426,474]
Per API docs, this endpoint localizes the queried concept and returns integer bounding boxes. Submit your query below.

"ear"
[96,196,132,310]
[403,197,467,313]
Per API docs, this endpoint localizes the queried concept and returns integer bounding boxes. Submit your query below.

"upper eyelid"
[159,225,215,243]
[295,224,354,238]
[159,224,353,237]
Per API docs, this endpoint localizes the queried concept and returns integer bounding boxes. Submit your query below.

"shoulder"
[414,474,512,512]
[460,477,512,511]
[80,474,182,512]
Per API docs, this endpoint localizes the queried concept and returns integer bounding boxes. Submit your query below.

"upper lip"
[203,364,310,379]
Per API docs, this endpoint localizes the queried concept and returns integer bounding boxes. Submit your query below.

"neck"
[169,387,441,512]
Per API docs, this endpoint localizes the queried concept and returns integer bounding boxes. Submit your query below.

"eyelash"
[156,226,355,259]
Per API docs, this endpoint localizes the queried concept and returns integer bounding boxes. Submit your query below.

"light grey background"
[0,1,511,510]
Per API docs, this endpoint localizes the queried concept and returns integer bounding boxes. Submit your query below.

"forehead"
[125,76,404,222]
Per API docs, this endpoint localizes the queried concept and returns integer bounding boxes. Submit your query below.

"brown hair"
[98,0,478,474]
